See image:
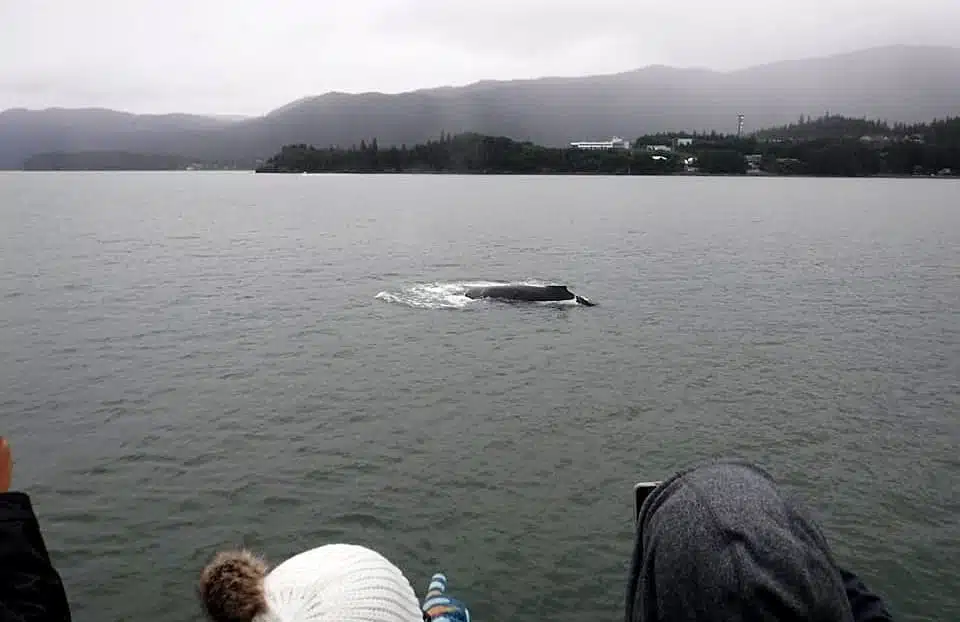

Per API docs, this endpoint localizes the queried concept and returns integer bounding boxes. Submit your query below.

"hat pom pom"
[199,550,269,622]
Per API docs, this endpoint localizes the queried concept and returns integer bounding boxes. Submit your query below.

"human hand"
[0,437,11,493]
[422,573,470,622]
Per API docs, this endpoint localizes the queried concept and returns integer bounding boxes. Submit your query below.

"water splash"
[375,280,578,310]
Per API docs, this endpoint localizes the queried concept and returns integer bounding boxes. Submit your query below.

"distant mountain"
[21,150,243,171]
[23,151,198,171]
[2,45,959,168]
[0,108,239,168]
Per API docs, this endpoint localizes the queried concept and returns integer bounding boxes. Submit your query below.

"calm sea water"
[1,172,957,622]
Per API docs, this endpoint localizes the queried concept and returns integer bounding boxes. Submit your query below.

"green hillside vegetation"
[257,133,682,175]
[258,116,960,177]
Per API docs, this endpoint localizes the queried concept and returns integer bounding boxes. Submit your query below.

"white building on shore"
[569,136,631,150]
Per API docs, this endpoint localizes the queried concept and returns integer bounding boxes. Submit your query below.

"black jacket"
[0,493,71,622]
[627,461,894,622]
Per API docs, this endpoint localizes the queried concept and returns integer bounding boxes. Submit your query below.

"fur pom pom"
[199,550,269,622]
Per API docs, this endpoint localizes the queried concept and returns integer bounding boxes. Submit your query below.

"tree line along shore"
[256,115,960,177]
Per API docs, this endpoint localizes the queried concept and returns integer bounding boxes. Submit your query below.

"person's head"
[199,544,423,622]
[628,460,856,622]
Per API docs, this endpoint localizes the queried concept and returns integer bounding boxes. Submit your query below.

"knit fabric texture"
[254,544,423,622]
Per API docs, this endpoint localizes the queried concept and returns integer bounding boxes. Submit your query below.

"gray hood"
[626,460,855,622]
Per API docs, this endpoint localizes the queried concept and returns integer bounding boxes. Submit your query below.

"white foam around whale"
[375,280,578,310]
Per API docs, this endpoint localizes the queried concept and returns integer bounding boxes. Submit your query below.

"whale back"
[464,284,572,302]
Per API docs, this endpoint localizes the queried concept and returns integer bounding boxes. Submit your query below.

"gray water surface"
[1,172,958,622]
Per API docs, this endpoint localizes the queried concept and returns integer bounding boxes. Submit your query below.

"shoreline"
[254,169,958,180]
[4,168,956,179]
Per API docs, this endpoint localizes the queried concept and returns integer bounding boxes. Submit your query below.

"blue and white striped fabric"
[421,573,470,622]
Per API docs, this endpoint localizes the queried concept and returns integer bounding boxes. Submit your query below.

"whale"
[463,284,595,306]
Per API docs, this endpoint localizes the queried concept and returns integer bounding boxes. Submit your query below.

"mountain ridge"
[2,45,959,168]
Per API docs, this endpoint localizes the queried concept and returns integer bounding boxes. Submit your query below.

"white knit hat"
[199,544,423,622]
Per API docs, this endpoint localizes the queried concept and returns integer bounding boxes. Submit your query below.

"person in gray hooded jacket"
[626,460,894,622]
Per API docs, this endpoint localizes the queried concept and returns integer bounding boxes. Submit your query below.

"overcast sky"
[1,0,957,116]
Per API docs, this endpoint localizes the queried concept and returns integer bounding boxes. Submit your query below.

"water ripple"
[0,173,957,622]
